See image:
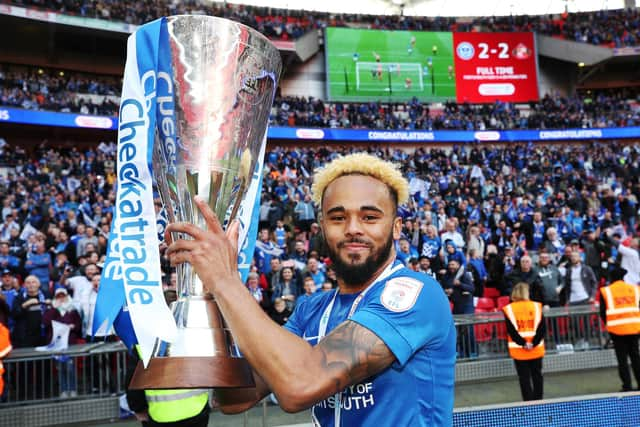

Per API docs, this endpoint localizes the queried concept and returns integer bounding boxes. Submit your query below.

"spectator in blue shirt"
[24,240,52,297]
[0,241,21,275]
[468,248,488,297]
[254,228,283,275]
[294,194,315,233]
[443,239,466,268]
[304,257,326,291]
[1,270,18,332]
[396,237,418,266]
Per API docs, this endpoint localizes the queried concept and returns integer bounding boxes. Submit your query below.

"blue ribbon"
[92,18,168,349]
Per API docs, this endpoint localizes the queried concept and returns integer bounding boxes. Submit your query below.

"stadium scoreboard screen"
[325,28,539,104]
[453,32,539,103]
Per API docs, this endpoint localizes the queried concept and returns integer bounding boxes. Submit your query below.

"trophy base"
[128,356,255,389]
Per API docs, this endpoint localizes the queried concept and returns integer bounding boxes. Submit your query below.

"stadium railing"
[455,304,607,362]
[1,342,129,406]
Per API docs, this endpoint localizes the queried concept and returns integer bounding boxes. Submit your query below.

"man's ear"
[392,216,402,240]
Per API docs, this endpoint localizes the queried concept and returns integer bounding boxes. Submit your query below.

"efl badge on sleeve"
[380,277,423,312]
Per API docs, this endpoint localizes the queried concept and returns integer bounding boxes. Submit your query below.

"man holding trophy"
[167,153,456,426]
[97,14,455,427]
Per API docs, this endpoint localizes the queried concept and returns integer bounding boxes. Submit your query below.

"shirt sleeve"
[350,274,454,367]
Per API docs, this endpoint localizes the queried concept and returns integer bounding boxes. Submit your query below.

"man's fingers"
[225,219,240,254]
[167,249,191,266]
[194,195,223,234]
[164,227,174,245]
[166,222,204,240]
[165,239,199,256]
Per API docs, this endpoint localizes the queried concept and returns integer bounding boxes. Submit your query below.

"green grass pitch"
[325,27,456,103]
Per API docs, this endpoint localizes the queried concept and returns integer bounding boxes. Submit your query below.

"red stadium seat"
[496,296,511,309]
[474,322,494,343]
[495,320,508,340]
[475,297,495,311]
[556,316,569,338]
[493,298,511,339]
[474,308,495,343]
[483,287,501,299]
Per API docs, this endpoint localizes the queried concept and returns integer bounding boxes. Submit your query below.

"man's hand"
[22,299,38,308]
[134,412,149,422]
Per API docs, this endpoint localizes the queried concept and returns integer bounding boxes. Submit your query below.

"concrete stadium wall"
[537,56,576,98]
[279,52,326,100]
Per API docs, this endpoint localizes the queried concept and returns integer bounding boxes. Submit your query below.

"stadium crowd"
[0,139,638,360]
[5,0,640,47]
[3,0,320,40]
[2,64,639,130]
[0,65,119,116]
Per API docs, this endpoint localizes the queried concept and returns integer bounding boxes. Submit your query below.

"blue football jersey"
[284,262,456,426]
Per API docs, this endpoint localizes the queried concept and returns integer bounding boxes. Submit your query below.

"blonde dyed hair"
[510,282,530,302]
[311,153,409,207]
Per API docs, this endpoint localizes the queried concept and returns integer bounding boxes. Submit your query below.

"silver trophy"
[129,15,281,389]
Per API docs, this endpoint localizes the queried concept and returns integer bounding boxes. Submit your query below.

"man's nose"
[344,216,363,236]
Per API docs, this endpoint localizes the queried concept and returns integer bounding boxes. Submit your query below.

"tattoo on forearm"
[317,321,394,394]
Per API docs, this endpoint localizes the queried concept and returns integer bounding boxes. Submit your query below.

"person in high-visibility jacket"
[125,347,210,427]
[599,266,640,392]
[502,281,546,401]
[0,320,12,399]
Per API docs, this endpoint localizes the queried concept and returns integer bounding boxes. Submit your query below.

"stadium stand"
[1,0,324,40]
[3,1,640,47]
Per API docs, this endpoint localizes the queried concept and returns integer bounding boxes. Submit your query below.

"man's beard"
[327,231,394,287]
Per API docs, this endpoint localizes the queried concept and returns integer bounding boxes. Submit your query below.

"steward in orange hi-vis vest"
[503,300,546,360]
[600,266,640,392]
[502,282,546,401]
[0,323,12,395]
[600,280,640,336]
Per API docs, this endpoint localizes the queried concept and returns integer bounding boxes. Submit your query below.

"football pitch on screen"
[325,27,456,103]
